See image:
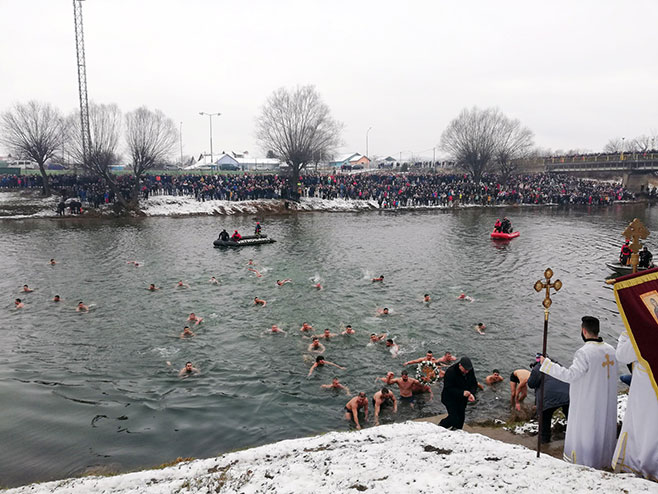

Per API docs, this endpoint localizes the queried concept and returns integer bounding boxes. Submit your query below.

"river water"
[0,203,654,487]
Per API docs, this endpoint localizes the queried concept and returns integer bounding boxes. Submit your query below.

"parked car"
[341,164,352,171]
[352,164,364,170]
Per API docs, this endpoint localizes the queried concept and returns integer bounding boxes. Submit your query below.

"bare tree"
[440,107,534,182]
[256,85,342,199]
[69,103,129,208]
[0,101,67,196]
[603,138,624,154]
[628,135,653,153]
[125,107,178,201]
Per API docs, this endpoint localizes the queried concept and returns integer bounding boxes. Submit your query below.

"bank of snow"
[6,421,654,494]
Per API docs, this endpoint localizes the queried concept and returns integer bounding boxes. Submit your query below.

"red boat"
[491,230,520,240]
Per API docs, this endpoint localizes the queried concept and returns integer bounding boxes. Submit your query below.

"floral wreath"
[416,360,440,384]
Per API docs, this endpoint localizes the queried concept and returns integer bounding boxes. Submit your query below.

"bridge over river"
[542,152,658,193]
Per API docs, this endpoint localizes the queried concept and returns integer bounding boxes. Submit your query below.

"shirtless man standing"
[510,368,531,411]
[391,370,420,406]
[372,387,398,425]
[321,377,351,396]
[344,392,369,429]
[307,337,326,353]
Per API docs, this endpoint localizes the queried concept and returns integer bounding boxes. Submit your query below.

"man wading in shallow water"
[344,392,369,429]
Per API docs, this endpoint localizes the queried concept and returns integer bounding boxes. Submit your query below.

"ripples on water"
[0,203,655,487]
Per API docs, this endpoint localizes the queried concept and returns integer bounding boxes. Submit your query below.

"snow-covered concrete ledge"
[5,421,654,493]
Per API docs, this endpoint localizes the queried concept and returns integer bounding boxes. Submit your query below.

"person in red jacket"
[619,241,632,265]
[231,230,242,241]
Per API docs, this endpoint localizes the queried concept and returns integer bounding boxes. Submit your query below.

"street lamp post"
[366,126,372,161]
[199,112,221,164]
[179,122,183,167]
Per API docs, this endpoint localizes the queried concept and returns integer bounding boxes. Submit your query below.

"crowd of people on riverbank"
[0,172,633,210]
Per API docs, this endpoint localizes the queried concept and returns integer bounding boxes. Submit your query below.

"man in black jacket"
[528,358,570,443]
[439,356,479,430]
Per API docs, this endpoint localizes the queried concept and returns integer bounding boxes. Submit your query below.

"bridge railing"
[543,152,658,165]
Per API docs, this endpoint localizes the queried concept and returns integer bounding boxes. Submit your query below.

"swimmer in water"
[315,328,338,340]
[385,339,400,358]
[313,282,323,290]
[342,325,355,335]
[457,293,474,302]
[437,351,457,364]
[276,279,292,286]
[372,275,384,282]
[423,294,431,303]
[307,337,326,353]
[180,326,196,338]
[209,276,219,284]
[300,322,313,332]
[21,284,34,293]
[248,267,262,278]
[178,361,199,377]
[267,324,286,334]
[376,307,390,316]
[404,351,439,366]
[49,258,56,265]
[475,322,486,335]
[369,333,388,344]
[321,377,351,396]
[187,313,203,325]
[14,298,24,309]
[376,371,396,384]
[52,295,61,302]
[76,301,89,312]
[308,355,345,378]
[176,280,190,288]
[344,392,369,430]
[254,297,267,306]
[510,368,531,411]
[390,370,421,408]
[126,260,141,267]
[485,369,504,385]
[148,284,160,291]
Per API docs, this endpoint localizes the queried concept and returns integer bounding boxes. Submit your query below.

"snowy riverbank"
[0,190,572,219]
[4,420,654,494]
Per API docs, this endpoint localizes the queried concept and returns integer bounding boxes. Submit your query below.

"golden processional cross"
[533,268,562,458]
[622,218,650,274]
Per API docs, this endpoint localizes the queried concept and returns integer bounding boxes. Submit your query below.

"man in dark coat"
[439,356,479,430]
[528,358,570,443]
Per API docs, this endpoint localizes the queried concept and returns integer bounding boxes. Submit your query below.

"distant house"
[328,153,371,168]
[184,152,281,171]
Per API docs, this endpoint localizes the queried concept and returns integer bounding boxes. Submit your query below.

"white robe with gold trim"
[540,341,618,469]
[612,331,658,480]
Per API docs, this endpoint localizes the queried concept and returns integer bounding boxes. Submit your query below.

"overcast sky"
[1,0,656,161]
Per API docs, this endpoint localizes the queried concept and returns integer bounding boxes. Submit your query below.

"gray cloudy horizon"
[1,0,656,162]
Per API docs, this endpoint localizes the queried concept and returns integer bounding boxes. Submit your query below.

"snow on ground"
[6,421,654,494]
[507,393,628,436]
[0,191,59,219]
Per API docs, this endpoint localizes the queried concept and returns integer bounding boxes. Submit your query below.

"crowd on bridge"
[0,171,633,210]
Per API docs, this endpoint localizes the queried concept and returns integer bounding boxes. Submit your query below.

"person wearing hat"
[439,356,479,430]
[254,222,262,236]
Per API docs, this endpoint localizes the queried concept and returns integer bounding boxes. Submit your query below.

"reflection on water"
[0,203,655,487]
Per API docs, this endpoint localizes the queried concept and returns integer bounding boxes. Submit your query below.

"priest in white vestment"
[540,316,618,469]
[612,330,658,480]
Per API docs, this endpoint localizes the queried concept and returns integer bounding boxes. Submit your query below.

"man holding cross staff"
[538,313,618,469]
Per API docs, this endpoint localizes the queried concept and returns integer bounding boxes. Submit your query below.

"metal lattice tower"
[73,0,91,164]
